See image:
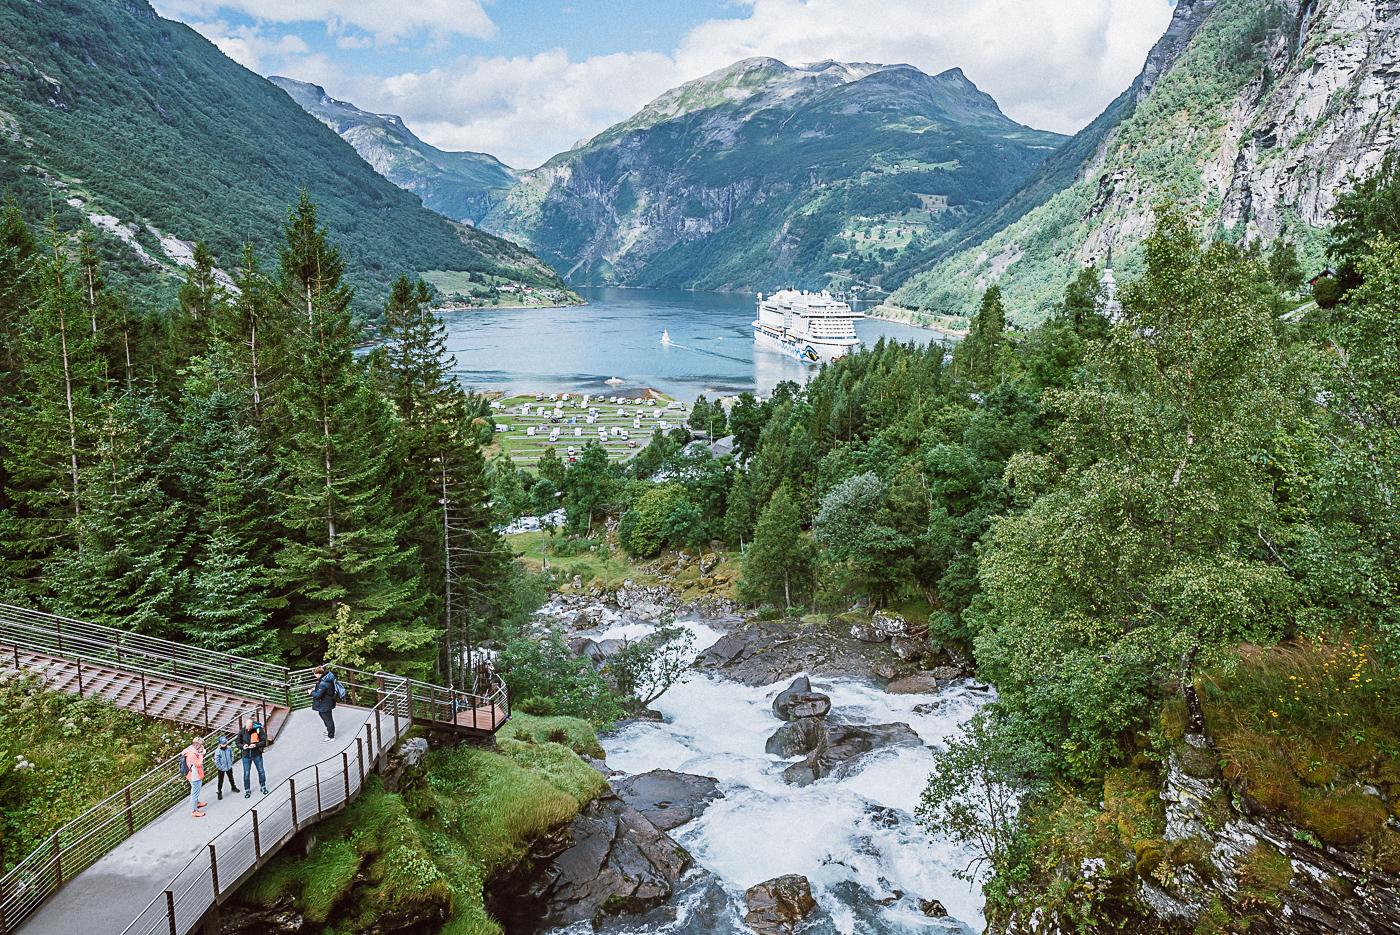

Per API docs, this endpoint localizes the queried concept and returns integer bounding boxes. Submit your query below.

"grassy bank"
[236,714,608,935]
[507,531,740,604]
[0,675,185,871]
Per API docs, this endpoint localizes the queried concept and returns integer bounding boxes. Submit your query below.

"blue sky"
[151,1,1175,169]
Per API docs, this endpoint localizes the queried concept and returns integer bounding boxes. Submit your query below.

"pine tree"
[723,468,754,548]
[0,222,104,596]
[170,241,225,373]
[273,199,429,669]
[739,482,810,608]
[45,395,187,636]
[953,286,1010,391]
[380,273,508,684]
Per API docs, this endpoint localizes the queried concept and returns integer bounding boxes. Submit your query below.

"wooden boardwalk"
[2,646,290,737]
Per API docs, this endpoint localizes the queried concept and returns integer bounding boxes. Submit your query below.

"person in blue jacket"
[309,665,341,741]
[213,736,239,800]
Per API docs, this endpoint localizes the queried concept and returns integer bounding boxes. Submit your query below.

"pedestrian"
[238,713,270,798]
[213,736,240,800]
[309,665,343,742]
[180,736,207,818]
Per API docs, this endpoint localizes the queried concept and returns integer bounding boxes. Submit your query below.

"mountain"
[480,58,1065,293]
[0,0,565,311]
[888,0,1400,326]
[270,76,516,225]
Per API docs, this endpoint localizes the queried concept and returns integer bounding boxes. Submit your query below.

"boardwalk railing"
[0,605,508,935]
[0,605,292,707]
[0,704,265,933]
[119,679,414,935]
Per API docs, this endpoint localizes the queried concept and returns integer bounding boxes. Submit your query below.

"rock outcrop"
[743,874,818,934]
[610,769,724,832]
[778,721,924,787]
[488,795,691,933]
[771,675,833,721]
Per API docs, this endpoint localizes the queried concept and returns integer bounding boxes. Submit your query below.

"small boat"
[660,330,672,346]
[605,376,625,386]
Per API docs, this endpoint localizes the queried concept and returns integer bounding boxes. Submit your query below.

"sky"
[150,0,1177,170]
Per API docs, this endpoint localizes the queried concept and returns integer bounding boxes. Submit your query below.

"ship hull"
[753,321,859,364]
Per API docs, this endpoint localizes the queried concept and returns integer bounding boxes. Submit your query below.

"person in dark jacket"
[238,714,269,798]
[309,665,340,741]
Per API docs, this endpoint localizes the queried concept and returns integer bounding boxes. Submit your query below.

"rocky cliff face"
[271,76,516,224]
[890,0,1400,325]
[482,58,1064,293]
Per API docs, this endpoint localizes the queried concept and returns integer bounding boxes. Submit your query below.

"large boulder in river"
[764,717,826,758]
[771,676,831,721]
[889,636,926,662]
[743,874,818,934]
[611,770,724,832]
[486,795,689,933]
[694,616,915,686]
[781,722,924,786]
[849,620,887,643]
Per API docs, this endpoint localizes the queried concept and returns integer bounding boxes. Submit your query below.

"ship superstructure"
[753,289,863,363]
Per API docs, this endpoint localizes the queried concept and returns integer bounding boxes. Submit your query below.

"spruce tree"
[0,222,104,596]
[380,273,508,685]
[188,523,275,658]
[273,199,429,669]
[45,395,187,636]
[170,241,225,373]
[739,482,810,608]
[953,286,1010,391]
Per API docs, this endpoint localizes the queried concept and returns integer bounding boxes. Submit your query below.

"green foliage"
[618,484,691,558]
[1329,152,1400,291]
[496,630,627,725]
[739,483,812,608]
[605,624,696,707]
[0,0,563,313]
[0,676,185,871]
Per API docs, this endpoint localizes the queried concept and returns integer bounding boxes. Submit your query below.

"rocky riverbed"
[507,591,990,935]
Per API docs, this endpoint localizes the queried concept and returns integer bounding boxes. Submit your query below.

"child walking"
[214,736,240,800]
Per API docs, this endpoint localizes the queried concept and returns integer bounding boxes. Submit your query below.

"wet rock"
[694,617,906,686]
[873,660,919,681]
[765,717,826,758]
[850,621,887,643]
[743,874,818,934]
[919,897,948,917]
[611,769,724,831]
[572,605,606,629]
[397,737,429,769]
[781,722,924,786]
[772,676,831,721]
[487,795,690,933]
[219,898,304,934]
[883,674,945,694]
[569,637,606,667]
[867,806,901,828]
[889,636,926,662]
[583,755,618,777]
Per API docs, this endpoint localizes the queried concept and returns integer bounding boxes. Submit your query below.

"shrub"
[496,630,627,725]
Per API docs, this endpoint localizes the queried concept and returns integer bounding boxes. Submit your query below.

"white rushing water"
[553,613,988,934]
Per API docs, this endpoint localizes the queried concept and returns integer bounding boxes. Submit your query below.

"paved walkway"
[18,707,372,935]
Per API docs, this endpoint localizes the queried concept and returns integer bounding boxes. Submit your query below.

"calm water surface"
[440,287,946,400]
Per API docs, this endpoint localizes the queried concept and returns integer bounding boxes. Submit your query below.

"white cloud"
[154,0,495,44]
[167,0,1177,168]
[190,19,308,72]
[672,0,1175,134]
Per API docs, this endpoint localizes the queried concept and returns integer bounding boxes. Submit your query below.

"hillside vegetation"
[890,0,1399,326]
[483,58,1063,295]
[0,0,563,312]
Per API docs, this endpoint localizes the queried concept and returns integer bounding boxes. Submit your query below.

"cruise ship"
[753,289,864,363]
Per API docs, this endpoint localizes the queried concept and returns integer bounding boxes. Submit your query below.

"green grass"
[237,715,608,934]
[507,531,662,590]
[0,674,186,871]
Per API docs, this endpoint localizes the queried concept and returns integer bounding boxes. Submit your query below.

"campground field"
[487,389,689,467]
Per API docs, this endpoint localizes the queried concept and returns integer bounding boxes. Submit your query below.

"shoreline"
[434,300,586,312]
[865,303,967,339]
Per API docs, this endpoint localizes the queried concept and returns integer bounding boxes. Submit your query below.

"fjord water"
[553,615,986,935]
[439,287,944,400]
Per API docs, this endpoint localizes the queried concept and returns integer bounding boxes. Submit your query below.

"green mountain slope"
[888,0,1400,325]
[482,58,1064,294]
[270,76,516,225]
[0,0,564,310]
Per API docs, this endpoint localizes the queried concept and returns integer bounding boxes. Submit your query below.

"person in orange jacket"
[180,736,208,818]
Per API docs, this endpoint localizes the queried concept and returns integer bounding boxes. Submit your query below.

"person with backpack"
[213,736,239,800]
[238,713,270,798]
[180,736,207,818]
[309,665,344,741]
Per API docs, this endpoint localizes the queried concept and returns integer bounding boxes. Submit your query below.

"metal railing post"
[341,752,350,800]
[75,658,83,697]
[252,809,261,860]
[140,671,148,715]
[289,778,298,830]
[202,686,210,730]
[52,835,62,886]
[315,765,322,814]
[124,787,134,835]
[55,618,62,653]
[374,707,384,768]
[208,843,219,896]
[357,736,365,785]
[165,890,177,935]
